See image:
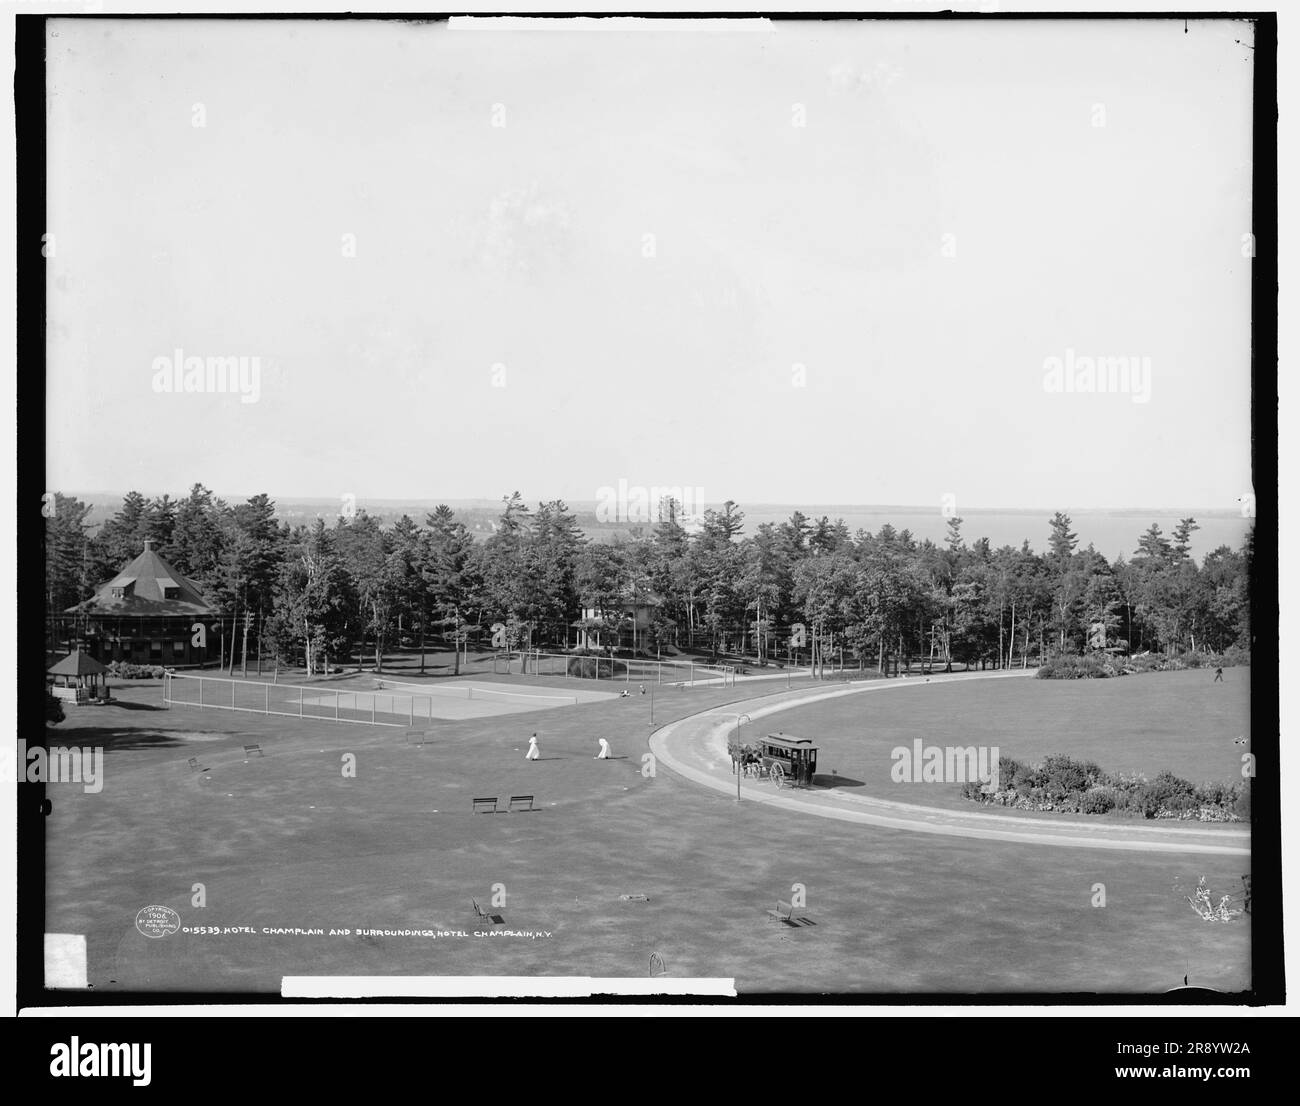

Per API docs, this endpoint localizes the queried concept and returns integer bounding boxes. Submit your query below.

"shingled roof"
[66,540,218,617]
[47,650,109,676]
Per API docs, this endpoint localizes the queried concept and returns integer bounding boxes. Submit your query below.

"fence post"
[409,696,414,726]
[265,683,269,713]
[299,686,303,718]
[335,690,340,722]
[199,678,203,708]
[371,695,376,725]
[690,662,694,686]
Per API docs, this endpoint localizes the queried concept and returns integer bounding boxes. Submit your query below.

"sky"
[44,16,1256,511]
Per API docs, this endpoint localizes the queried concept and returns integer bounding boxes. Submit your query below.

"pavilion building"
[63,540,219,667]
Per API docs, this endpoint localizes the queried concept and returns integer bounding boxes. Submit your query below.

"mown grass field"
[43,669,1251,996]
[763,668,1250,817]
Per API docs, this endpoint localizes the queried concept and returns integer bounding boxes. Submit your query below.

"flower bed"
[961,752,1247,822]
[1037,648,1249,680]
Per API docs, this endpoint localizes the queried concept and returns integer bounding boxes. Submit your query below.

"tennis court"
[164,672,615,726]
[370,677,616,719]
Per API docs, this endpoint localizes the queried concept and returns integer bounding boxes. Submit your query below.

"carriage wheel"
[769,763,785,788]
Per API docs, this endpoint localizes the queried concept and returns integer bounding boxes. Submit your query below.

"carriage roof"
[762,734,819,751]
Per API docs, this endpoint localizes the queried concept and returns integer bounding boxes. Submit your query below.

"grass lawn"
[42,672,1252,995]
[761,669,1251,817]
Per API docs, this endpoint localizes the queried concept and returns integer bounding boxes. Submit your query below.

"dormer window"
[163,587,180,600]
[111,587,125,599]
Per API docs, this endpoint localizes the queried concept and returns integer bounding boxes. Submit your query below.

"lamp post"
[732,712,751,801]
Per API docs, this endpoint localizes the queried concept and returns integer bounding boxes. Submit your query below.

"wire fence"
[163,672,440,728]
[494,651,735,686]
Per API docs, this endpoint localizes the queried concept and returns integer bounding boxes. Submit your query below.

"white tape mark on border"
[45,933,88,989]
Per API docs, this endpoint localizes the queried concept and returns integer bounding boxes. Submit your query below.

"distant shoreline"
[57,491,1252,561]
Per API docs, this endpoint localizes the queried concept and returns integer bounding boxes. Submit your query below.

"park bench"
[472,898,504,925]
[767,900,795,924]
[405,730,434,746]
[767,900,815,928]
[472,796,499,814]
[508,794,535,813]
[242,744,264,759]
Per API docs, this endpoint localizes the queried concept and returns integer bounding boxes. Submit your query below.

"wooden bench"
[767,900,815,927]
[472,898,504,925]
[243,744,264,759]
[508,794,535,813]
[405,730,434,746]
[767,900,795,924]
[472,797,499,814]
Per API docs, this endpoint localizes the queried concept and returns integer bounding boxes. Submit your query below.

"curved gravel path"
[647,670,1250,856]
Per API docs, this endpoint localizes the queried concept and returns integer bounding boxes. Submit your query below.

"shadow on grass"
[96,699,168,712]
[45,728,198,752]
[813,774,866,789]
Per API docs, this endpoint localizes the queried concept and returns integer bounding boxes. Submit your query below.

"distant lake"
[72,493,1253,562]
[730,506,1252,561]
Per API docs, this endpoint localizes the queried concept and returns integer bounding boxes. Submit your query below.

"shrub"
[1079,787,1117,815]
[1234,780,1251,819]
[1036,654,1123,680]
[1008,758,1040,795]
[1041,754,1102,795]
[961,755,1238,822]
[994,754,1022,787]
[1219,645,1251,666]
[566,655,628,679]
[1150,770,1197,803]
[1124,654,1164,673]
[1194,780,1236,807]
[107,661,166,679]
[1160,792,1199,814]
[1127,782,1164,819]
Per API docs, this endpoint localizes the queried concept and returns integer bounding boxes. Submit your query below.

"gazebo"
[47,651,110,704]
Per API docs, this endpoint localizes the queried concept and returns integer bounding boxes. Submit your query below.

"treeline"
[44,486,1252,675]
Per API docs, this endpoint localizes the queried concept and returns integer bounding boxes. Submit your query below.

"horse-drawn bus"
[748,734,819,788]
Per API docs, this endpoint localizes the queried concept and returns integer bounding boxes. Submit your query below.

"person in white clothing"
[525,733,540,760]
[595,738,611,759]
